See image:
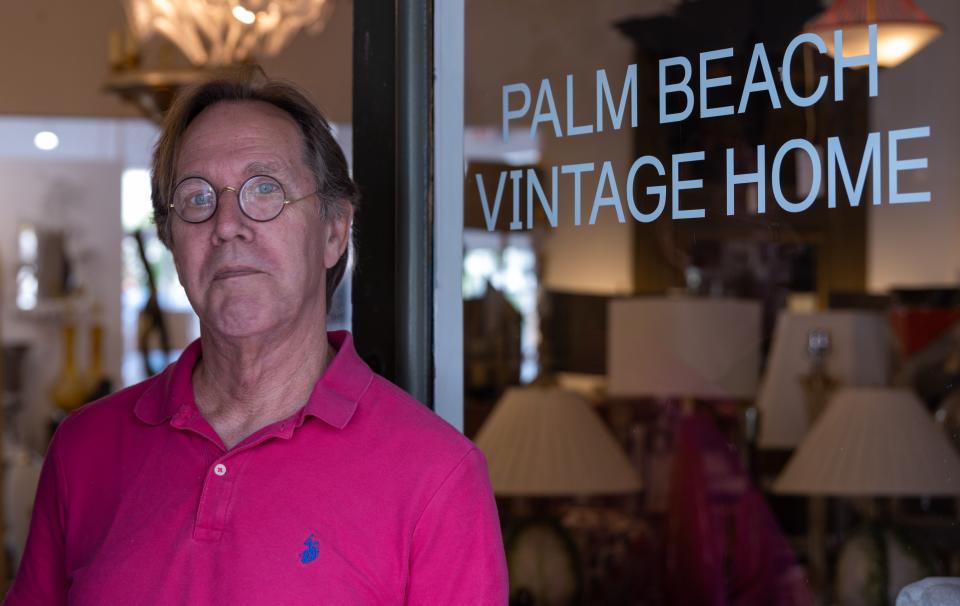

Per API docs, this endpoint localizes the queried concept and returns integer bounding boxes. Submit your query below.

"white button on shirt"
[214,464,227,477]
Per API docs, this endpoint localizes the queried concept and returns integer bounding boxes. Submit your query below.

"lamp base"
[505,517,582,606]
[836,523,935,606]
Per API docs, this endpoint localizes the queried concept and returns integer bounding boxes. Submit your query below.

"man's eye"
[256,182,280,195]
[190,192,214,206]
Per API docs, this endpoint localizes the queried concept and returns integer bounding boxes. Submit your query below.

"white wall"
[868,0,960,291]
[0,156,124,452]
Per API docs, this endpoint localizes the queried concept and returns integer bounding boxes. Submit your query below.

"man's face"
[170,101,350,340]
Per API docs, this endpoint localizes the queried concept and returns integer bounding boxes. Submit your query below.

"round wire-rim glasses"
[169,175,318,223]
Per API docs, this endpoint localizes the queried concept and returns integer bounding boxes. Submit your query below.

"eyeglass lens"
[172,176,287,223]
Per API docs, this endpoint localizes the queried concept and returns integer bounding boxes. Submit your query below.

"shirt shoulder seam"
[412,445,478,530]
[401,445,479,598]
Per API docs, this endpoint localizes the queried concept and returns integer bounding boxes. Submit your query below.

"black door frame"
[352,0,449,413]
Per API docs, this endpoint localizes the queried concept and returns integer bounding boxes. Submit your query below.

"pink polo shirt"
[6,331,508,605]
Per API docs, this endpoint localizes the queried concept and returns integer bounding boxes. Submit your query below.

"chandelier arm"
[191,4,220,50]
[222,17,246,65]
[235,30,259,63]
[264,21,301,57]
[153,19,210,65]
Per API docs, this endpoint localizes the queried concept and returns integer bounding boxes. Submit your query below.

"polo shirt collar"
[301,330,372,429]
[134,330,371,431]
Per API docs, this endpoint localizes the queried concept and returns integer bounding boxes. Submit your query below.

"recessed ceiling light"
[34,131,59,151]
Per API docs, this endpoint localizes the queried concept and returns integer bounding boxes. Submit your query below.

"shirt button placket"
[194,458,236,542]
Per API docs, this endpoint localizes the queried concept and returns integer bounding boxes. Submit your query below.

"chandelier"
[107,1,333,122]
[123,0,334,67]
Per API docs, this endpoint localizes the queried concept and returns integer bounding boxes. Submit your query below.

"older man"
[6,79,508,604]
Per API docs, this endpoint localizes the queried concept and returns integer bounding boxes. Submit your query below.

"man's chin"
[200,307,279,341]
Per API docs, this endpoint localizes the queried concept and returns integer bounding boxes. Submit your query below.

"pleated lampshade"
[774,387,960,496]
[474,386,642,496]
[606,297,762,400]
[757,311,891,450]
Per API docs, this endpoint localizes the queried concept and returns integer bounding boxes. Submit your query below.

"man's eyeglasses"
[169,175,318,224]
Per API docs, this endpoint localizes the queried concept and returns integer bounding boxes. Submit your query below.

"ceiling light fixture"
[33,131,59,151]
[804,0,944,68]
[123,0,333,67]
[107,0,334,123]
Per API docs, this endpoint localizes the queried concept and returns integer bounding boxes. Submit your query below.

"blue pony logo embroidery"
[300,533,320,565]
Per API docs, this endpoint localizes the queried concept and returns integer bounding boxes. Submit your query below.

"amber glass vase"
[50,322,87,412]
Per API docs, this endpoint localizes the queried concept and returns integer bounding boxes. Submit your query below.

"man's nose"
[212,187,253,243]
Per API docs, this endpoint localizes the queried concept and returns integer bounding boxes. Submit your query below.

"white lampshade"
[757,311,891,449]
[775,388,960,496]
[474,387,641,496]
[607,297,762,399]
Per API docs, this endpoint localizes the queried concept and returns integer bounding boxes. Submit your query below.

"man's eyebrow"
[244,161,286,175]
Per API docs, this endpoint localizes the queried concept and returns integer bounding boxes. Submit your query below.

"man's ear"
[323,201,354,269]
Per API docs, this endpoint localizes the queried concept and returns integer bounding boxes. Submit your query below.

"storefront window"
[463,0,960,603]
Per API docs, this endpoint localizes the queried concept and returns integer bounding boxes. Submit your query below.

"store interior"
[2,1,960,605]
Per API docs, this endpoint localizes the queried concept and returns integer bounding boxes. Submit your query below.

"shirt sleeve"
[404,447,508,605]
[4,431,69,606]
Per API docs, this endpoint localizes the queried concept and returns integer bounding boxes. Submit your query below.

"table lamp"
[474,386,641,605]
[757,310,891,450]
[775,387,960,605]
[605,297,813,603]
[605,296,762,512]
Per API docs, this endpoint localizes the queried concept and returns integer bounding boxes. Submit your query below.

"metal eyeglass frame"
[169,174,319,224]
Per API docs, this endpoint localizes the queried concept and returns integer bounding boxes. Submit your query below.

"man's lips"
[212,266,263,280]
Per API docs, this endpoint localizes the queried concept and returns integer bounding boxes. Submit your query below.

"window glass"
[463,1,960,603]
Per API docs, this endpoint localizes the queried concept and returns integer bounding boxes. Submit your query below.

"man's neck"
[192,324,332,450]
